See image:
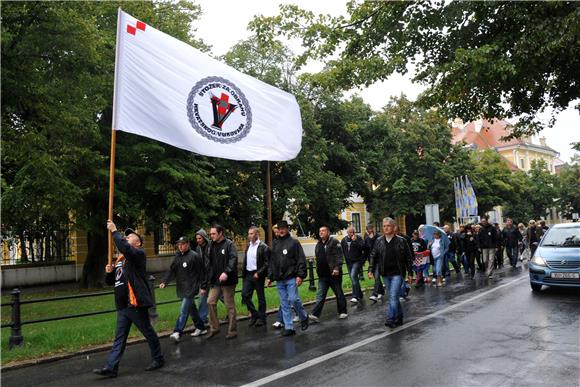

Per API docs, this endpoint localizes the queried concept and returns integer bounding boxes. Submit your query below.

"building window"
[351,213,361,234]
[519,158,525,169]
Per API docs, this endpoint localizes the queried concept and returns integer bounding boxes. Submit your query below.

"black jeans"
[241,271,266,321]
[105,307,163,371]
[311,275,347,317]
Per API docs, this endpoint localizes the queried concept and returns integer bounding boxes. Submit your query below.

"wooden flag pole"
[107,129,117,266]
[108,8,123,266]
[266,161,273,247]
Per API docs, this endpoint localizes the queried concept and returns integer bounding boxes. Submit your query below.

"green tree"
[526,159,559,219]
[556,155,580,218]
[1,1,218,286]
[359,96,472,224]
[251,1,580,137]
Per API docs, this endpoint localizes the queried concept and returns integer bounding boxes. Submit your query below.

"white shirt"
[431,238,442,258]
[246,239,260,271]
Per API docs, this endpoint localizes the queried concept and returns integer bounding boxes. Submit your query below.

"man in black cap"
[159,237,207,341]
[93,221,164,378]
[266,220,309,337]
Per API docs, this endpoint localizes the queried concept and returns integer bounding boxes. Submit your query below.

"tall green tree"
[556,155,580,218]
[1,1,219,286]
[251,1,580,138]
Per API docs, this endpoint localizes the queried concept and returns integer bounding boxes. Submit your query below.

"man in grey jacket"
[159,237,207,342]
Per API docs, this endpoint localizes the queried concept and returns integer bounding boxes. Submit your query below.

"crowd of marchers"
[93,216,548,377]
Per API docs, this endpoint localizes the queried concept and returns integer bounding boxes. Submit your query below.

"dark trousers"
[475,250,484,271]
[311,274,347,317]
[241,272,266,321]
[466,251,476,277]
[105,307,163,371]
[494,247,504,269]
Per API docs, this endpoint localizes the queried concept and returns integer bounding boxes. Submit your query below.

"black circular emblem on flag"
[186,76,252,144]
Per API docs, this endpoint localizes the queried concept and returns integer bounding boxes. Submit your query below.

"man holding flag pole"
[100,8,303,375]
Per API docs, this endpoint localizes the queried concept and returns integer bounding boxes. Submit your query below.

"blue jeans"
[506,245,519,266]
[433,255,443,277]
[382,275,404,323]
[423,263,431,278]
[198,293,208,322]
[347,261,363,299]
[174,297,205,333]
[460,253,470,274]
[105,307,163,371]
[399,280,410,299]
[276,278,308,329]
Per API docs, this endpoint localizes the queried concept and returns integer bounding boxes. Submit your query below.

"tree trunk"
[81,228,107,288]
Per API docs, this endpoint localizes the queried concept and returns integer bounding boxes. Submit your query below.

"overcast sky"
[193,0,579,162]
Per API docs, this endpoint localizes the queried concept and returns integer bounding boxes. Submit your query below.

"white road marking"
[241,275,528,387]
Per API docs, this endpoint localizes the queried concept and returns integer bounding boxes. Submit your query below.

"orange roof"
[452,119,558,154]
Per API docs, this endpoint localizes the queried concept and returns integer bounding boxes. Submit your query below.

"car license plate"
[551,272,580,279]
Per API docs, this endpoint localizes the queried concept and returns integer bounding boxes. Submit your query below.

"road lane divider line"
[241,275,528,387]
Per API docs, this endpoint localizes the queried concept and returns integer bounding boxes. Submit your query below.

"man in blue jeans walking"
[266,220,309,337]
[369,217,412,328]
[341,226,365,304]
[159,237,207,342]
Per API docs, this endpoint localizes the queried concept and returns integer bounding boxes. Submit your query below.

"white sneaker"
[190,328,207,337]
[377,294,383,300]
[350,297,358,304]
[442,278,446,282]
[431,278,436,283]
[292,315,300,322]
[369,295,378,302]
[338,313,348,319]
[272,321,283,328]
[169,332,180,342]
[309,314,319,323]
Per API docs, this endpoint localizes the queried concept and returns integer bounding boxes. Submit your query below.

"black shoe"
[145,359,164,371]
[300,318,309,331]
[248,317,257,327]
[281,329,296,337]
[254,319,265,327]
[93,368,117,378]
[395,318,404,327]
[384,321,396,328]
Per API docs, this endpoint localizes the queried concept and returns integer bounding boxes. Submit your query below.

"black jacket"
[105,231,153,309]
[460,231,478,253]
[369,235,412,277]
[162,248,205,298]
[477,223,498,248]
[268,233,307,281]
[364,234,378,260]
[243,240,270,279]
[502,226,522,248]
[315,236,344,275]
[446,232,458,252]
[206,238,238,287]
[341,235,365,263]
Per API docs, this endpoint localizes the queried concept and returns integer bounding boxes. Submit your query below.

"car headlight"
[531,255,546,266]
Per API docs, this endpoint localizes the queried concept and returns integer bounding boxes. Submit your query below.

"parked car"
[528,223,580,291]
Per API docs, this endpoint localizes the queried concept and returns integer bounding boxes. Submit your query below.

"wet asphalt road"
[2,266,579,387]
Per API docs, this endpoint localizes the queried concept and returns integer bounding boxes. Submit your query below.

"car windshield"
[541,227,580,247]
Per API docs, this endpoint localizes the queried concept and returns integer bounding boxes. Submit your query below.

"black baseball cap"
[276,220,289,229]
[175,236,189,244]
[124,228,143,245]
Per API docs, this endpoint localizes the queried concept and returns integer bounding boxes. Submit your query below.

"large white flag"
[113,10,302,161]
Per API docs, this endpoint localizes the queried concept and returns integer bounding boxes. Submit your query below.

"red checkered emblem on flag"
[127,20,147,35]
[414,251,430,267]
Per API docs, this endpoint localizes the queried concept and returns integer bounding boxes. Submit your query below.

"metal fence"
[1,231,73,266]
[1,260,367,350]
